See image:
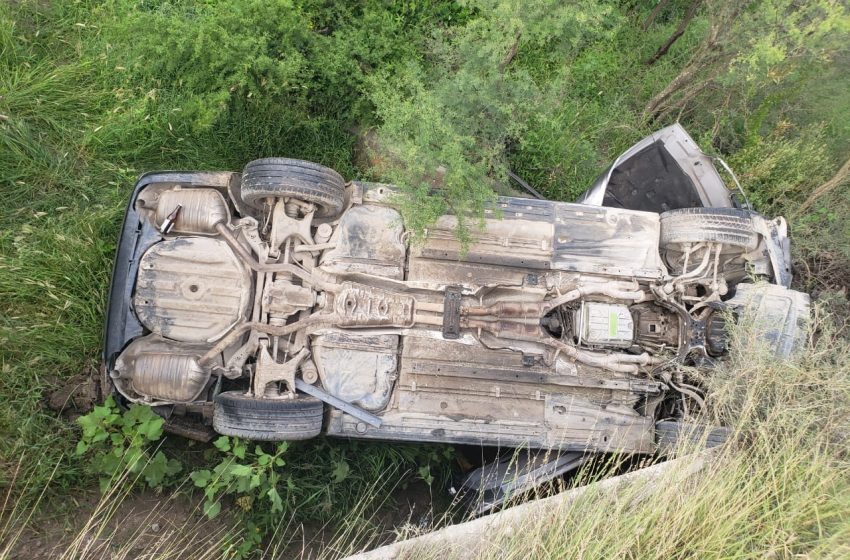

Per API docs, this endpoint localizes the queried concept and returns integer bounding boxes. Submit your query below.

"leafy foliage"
[726,124,834,212]
[368,0,620,240]
[191,436,289,521]
[189,435,452,556]
[75,397,181,491]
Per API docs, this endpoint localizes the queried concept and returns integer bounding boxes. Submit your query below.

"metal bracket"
[442,285,462,339]
[294,379,382,428]
[269,200,314,253]
[252,344,309,397]
[221,330,260,379]
[751,214,792,288]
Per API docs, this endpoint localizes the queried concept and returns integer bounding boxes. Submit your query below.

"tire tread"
[660,207,759,250]
[240,158,345,217]
[655,420,730,451]
[213,391,324,441]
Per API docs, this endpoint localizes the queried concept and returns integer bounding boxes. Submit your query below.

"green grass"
[1,0,850,556]
[0,2,459,523]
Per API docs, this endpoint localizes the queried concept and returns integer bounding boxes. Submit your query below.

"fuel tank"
[133,236,252,343]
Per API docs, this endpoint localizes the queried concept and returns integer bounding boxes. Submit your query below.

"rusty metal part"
[155,187,229,234]
[462,310,661,374]
[463,317,544,339]
[460,284,648,321]
[300,358,320,384]
[198,314,336,367]
[541,284,649,313]
[220,330,260,379]
[215,222,340,291]
[463,301,544,318]
[632,303,680,350]
[252,344,309,397]
[333,283,416,327]
[269,200,315,251]
[442,286,462,339]
[314,222,333,244]
[134,237,252,343]
[112,335,216,403]
[545,337,660,374]
[293,242,336,253]
[265,277,316,319]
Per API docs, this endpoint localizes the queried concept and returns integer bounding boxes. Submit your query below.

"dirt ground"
[6,471,440,559]
[10,493,221,559]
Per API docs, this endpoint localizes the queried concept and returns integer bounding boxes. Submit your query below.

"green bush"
[191,436,290,521]
[367,0,621,239]
[75,396,182,491]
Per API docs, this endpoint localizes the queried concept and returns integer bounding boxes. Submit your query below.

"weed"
[191,437,288,520]
[75,397,182,491]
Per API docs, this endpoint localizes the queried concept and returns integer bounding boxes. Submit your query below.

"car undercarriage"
[103,125,809,459]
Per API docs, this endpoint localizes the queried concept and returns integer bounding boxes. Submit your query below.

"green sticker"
[609,311,618,338]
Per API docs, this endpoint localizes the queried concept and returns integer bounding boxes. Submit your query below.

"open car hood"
[577,124,736,212]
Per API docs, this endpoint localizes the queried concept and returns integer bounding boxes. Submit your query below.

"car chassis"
[103,125,809,461]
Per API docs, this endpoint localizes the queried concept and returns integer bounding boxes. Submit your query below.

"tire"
[655,420,730,452]
[660,207,759,252]
[213,391,324,441]
[240,157,346,218]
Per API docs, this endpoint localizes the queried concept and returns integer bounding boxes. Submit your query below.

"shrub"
[75,396,181,491]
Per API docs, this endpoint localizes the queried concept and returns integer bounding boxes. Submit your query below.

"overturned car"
[103,124,809,456]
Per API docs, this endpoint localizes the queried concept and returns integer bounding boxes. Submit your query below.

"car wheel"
[213,391,324,441]
[660,207,760,274]
[655,420,730,452]
[659,207,759,252]
[240,157,346,218]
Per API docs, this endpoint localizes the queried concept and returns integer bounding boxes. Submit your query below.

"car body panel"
[102,172,240,370]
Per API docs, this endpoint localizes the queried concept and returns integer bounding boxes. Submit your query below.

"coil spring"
[284,201,300,218]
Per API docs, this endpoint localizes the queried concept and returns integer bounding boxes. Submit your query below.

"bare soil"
[6,478,441,559]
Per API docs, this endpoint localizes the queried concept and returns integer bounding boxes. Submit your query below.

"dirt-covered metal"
[103,127,809,452]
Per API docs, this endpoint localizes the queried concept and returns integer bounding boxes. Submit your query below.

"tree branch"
[646,0,703,65]
[796,155,850,215]
[643,14,726,122]
[499,31,522,73]
[643,0,672,31]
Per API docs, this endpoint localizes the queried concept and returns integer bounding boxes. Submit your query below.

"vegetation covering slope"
[1,0,849,557]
